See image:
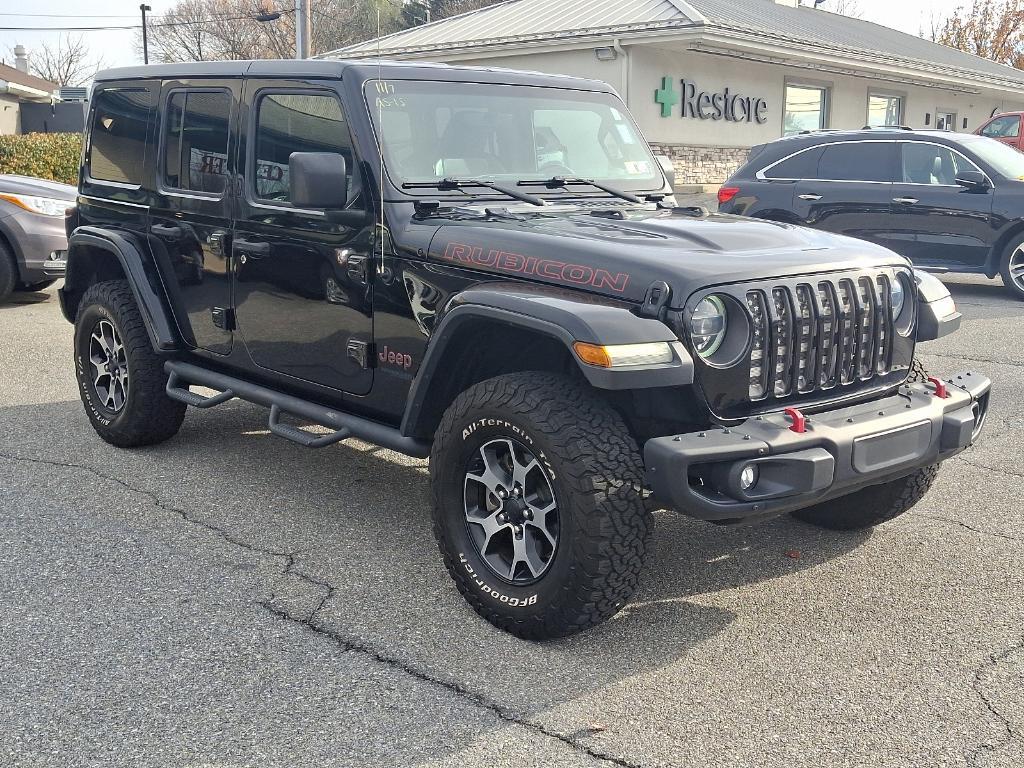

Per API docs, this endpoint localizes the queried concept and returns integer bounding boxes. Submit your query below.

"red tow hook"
[927,376,950,399]
[784,407,807,433]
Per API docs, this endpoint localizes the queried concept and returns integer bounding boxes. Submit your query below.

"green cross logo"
[654,76,679,118]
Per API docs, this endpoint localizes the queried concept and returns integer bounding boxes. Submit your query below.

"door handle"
[233,238,270,257]
[798,193,822,201]
[150,223,182,238]
[893,197,919,205]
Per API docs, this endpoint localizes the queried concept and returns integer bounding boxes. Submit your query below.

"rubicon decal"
[440,242,630,293]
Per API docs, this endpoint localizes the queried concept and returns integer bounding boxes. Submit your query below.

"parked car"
[0,174,74,303]
[61,61,988,639]
[975,112,1024,151]
[718,128,1024,299]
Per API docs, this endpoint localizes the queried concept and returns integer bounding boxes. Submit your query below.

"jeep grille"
[677,267,915,420]
[746,274,897,401]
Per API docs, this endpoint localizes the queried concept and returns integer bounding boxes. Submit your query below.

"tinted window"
[981,115,1020,138]
[763,145,825,179]
[87,88,152,185]
[901,142,980,185]
[252,92,356,204]
[817,142,894,182]
[163,90,231,194]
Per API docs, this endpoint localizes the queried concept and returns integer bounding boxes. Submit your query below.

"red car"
[976,112,1024,151]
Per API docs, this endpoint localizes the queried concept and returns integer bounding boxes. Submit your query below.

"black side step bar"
[164,361,431,458]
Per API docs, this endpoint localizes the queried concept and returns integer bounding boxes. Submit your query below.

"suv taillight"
[718,187,740,205]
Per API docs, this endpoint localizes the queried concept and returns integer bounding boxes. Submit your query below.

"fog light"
[739,464,759,491]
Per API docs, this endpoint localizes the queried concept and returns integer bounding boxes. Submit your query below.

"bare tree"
[17,35,106,87]
[936,0,1024,68]
[828,0,864,18]
[142,0,406,62]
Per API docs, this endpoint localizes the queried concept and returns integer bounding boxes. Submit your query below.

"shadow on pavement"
[1,397,872,716]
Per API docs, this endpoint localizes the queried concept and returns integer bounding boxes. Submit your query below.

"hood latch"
[639,280,671,320]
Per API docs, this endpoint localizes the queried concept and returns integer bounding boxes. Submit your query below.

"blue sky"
[0,0,970,74]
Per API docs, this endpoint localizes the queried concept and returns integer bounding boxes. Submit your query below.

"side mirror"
[655,154,675,189]
[289,152,348,209]
[955,170,990,191]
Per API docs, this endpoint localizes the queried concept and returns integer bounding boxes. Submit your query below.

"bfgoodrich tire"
[430,372,653,640]
[74,280,186,447]
[791,464,940,531]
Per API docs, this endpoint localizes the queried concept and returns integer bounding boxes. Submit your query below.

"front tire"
[999,233,1024,300]
[0,241,17,304]
[430,372,652,640]
[791,464,939,530]
[74,280,186,447]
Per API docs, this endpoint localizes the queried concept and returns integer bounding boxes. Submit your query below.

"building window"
[867,93,903,127]
[935,110,957,131]
[783,83,828,135]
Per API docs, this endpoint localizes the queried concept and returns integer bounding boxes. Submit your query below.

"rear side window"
[816,142,894,182]
[87,88,152,185]
[252,92,355,204]
[762,145,825,179]
[163,89,231,194]
[900,142,981,185]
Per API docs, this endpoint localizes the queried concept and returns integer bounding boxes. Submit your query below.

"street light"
[140,4,152,65]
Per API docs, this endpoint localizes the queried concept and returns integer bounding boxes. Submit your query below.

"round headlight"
[690,295,728,358]
[890,276,905,318]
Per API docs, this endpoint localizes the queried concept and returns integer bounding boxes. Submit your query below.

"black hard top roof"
[93,58,612,92]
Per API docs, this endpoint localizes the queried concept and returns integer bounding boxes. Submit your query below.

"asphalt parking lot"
[1,274,1022,768]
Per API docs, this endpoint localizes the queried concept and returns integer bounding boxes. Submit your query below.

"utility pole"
[140,4,152,64]
[295,0,312,59]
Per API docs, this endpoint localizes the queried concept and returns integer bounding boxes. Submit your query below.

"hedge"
[0,132,82,185]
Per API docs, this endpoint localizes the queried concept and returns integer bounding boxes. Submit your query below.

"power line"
[0,8,297,33]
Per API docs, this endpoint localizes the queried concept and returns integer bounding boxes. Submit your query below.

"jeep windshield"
[364,79,663,198]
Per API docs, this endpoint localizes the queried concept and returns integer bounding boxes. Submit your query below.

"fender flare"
[62,226,181,352]
[401,283,694,437]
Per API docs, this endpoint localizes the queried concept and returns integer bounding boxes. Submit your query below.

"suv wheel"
[430,372,653,639]
[0,241,17,304]
[999,234,1024,300]
[74,280,186,447]
[791,464,939,530]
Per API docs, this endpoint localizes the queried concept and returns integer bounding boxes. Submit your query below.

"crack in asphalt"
[920,351,1024,370]
[954,455,1024,482]
[259,601,643,768]
[966,635,1024,766]
[0,450,636,768]
[917,514,1021,543]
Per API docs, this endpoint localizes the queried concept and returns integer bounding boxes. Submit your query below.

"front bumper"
[0,209,68,283]
[645,371,991,521]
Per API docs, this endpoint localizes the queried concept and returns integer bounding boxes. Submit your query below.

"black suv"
[61,61,989,639]
[719,128,1024,299]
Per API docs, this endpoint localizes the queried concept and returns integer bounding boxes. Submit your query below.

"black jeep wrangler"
[61,60,990,639]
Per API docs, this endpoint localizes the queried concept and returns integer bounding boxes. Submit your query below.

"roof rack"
[860,125,915,131]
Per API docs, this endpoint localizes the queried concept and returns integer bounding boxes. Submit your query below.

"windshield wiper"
[517,176,643,204]
[402,178,545,207]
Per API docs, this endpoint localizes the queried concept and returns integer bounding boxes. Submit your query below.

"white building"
[323,0,1024,187]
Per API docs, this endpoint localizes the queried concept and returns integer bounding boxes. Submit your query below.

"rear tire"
[74,280,186,447]
[0,241,17,304]
[999,233,1024,300]
[430,372,653,640]
[791,464,940,531]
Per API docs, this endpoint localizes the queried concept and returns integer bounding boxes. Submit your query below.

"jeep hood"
[426,208,908,306]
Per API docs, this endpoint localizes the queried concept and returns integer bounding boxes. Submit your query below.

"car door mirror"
[655,155,675,188]
[289,152,349,209]
[955,170,990,191]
